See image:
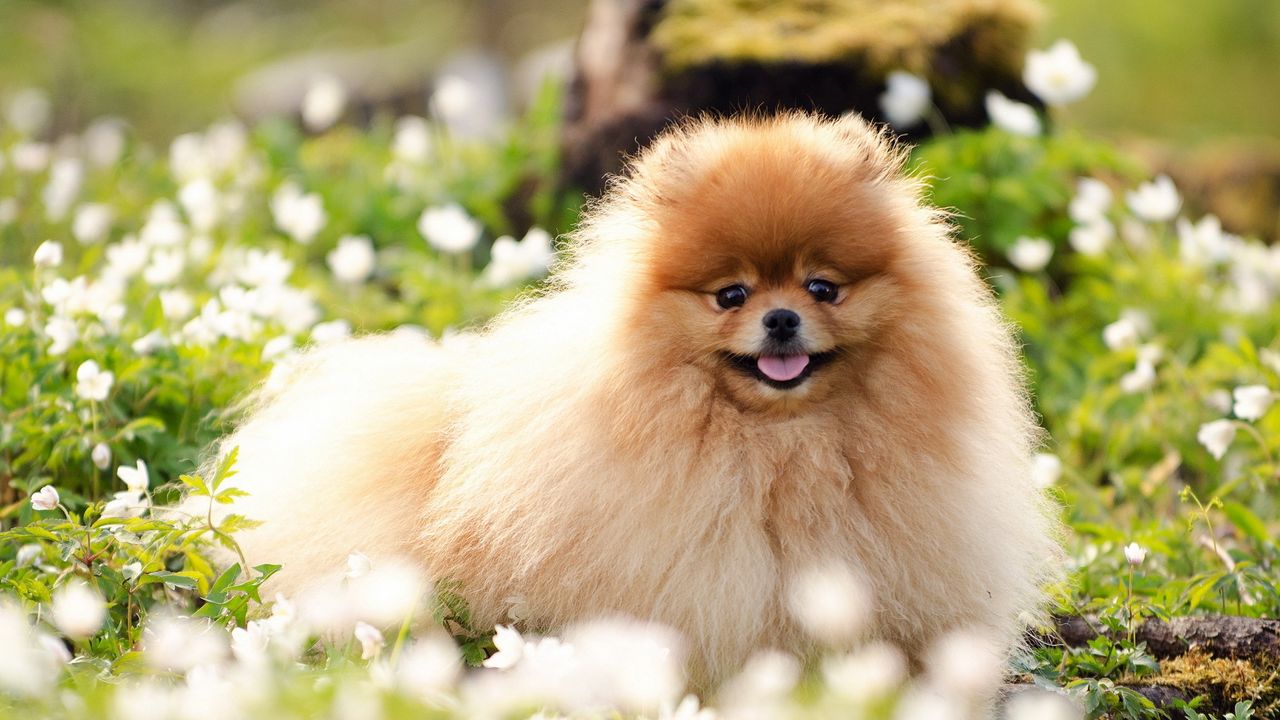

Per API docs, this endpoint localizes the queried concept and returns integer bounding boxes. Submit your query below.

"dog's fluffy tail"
[194,332,456,595]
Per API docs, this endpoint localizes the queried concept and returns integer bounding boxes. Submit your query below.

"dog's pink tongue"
[757,354,810,382]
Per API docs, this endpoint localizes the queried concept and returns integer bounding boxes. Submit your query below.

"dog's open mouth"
[723,350,838,390]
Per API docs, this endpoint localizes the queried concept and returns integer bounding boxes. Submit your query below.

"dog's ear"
[619,115,714,207]
[828,112,910,184]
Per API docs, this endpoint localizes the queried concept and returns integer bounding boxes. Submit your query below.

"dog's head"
[591,113,945,412]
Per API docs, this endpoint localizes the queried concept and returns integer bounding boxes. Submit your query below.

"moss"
[1142,649,1280,715]
[652,0,1042,84]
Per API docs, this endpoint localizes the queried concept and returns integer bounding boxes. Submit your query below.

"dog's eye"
[806,279,839,303]
[715,284,748,309]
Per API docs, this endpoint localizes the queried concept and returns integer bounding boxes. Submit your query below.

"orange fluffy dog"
[211,112,1057,682]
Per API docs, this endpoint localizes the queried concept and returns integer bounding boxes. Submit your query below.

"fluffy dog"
[210,112,1057,683]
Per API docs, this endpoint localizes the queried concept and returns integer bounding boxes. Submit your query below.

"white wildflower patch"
[786,562,871,644]
[985,91,1040,136]
[482,227,555,286]
[271,182,327,244]
[419,203,482,254]
[302,74,348,132]
[74,360,114,401]
[327,235,377,284]
[72,203,114,244]
[1023,40,1096,105]
[1232,384,1274,421]
[1068,178,1112,224]
[51,581,106,639]
[30,486,60,512]
[1127,175,1181,223]
[1006,236,1053,272]
[1124,542,1147,567]
[1197,419,1237,460]
[879,71,931,129]
[1031,452,1063,488]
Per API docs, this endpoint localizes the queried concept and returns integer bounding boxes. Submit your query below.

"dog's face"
[617,115,926,412]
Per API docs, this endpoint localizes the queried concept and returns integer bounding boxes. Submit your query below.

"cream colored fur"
[207,112,1059,685]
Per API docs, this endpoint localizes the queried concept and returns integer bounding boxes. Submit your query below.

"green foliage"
[911,127,1141,267]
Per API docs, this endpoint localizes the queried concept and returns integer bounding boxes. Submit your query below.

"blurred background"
[0,0,1275,143]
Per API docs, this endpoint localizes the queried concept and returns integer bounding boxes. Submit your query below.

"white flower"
[302,75,347,132]
[51,581,106,639]
[238,248,294,288]
[1119,360,1156,394]
[1123,542,1147,567]
[1069,178,1112,224]
[104,237,150,280]
[101,491,146,520]
[72,203,114,244]
[418,203,482,254]
[392,116,432,164]
[30,486,60,512]
[1176,215,1229,265]
[43,158,84,221]
[346,552,372,579]
[1126,175,1181,223]
[311,319,351,345]
[1006,236,1053,272]
[6,88,51,134]
[1031,453,1062,489]
[83,117,127,168]
[75,360,114,402]
[159,289,195,322]
[5,308,26,326]
[822,642,906,703]
[261,335,294,362]
[925,630,1003,698]
[1102,317,1140,351]
[327,235,376,284]
[143,249,185,286]
[1068,219,1114,256]
[178,178,222,232]
[786,562,870,644]
[483,624,526,669]
[482,227,556,286]
[395,636,461,701]
[985,91,1041,136]
[567,619,685,713]
[230,620,270,664]
[142,615,229,672]
[44,316,78,355]
[878,71,931,129]
[1004,689,1083,720]
[117,459,149,494]
[131,330,168,356]
[1023,40,1096,105]
[16,544,42,568]
[139,202,187,247]
[349,560,426,626]
[10,141,51,173]
[91,443,112,471]
[0,602,61,697]
[1197,419,1237,460]
[271,183,327,244]
[1232,385,1274,421]
[33,240,63,268]
[353,621,384,660]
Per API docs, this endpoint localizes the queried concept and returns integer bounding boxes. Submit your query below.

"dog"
[208,111,1057,684]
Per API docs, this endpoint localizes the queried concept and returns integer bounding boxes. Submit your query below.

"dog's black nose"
[762,308,801,340]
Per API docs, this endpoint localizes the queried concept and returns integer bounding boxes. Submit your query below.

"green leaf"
[1222,502,1270,548]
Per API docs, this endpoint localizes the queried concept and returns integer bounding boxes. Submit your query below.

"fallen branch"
[1045,614,1280,659]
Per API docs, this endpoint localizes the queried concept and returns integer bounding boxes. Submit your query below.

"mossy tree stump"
[562,0,1044,193]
